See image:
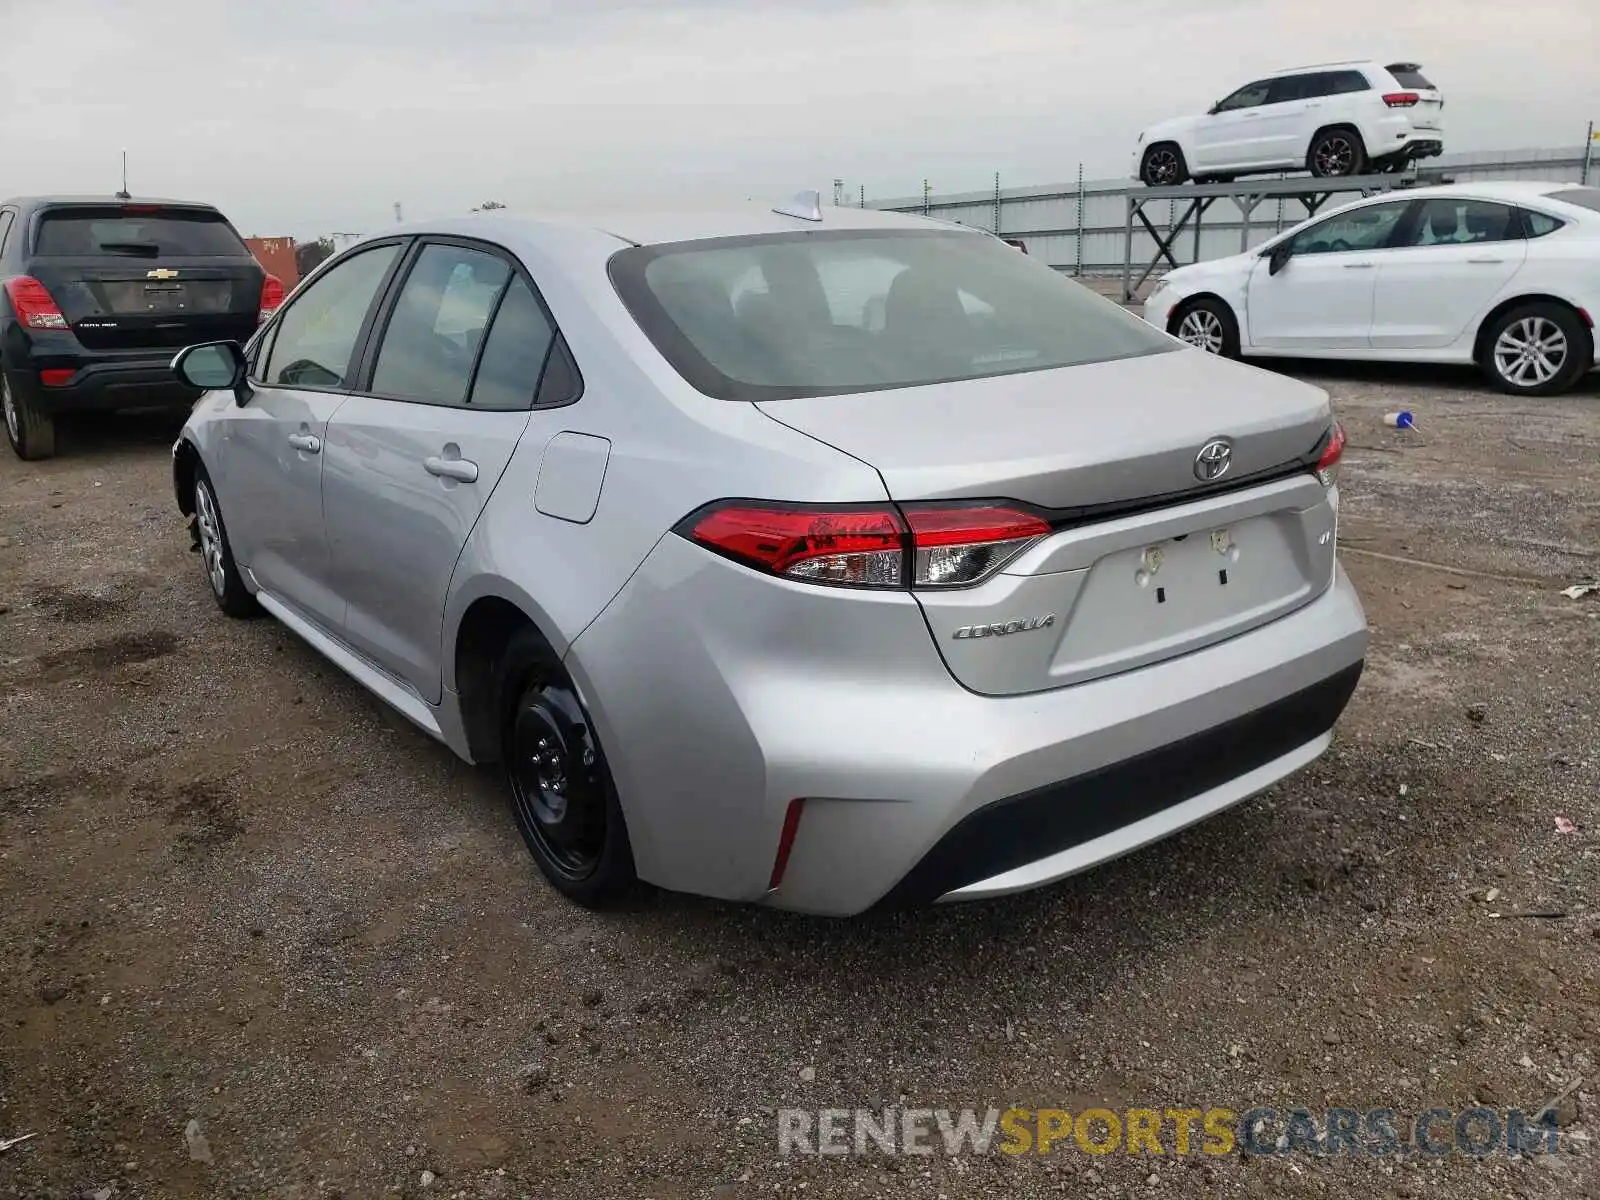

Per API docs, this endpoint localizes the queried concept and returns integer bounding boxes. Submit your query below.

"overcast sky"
[3,0,1595,238]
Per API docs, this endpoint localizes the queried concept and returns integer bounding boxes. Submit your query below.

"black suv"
[0,195,281,459]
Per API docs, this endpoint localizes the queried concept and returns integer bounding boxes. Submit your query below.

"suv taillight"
[1316,422,1346,488]
[259,274,285,324]
[676,500,1051,590]
[1382,92,1421,107]
[3,276,68,330]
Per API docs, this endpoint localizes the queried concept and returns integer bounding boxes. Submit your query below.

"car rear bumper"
[4,354,201,413]
[568,534,1369,916]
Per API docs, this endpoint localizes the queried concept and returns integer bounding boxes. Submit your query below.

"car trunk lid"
[757,349,1342,695]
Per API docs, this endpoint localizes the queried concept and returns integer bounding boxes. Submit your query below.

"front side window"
[1406,199,1520,246]
[1288,201,1409,256]
[609,230,1174,402]
[1215,81,1270,112]
[262,242,400,388]
[370,244,512,405]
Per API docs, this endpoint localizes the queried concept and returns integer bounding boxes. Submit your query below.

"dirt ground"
[1,361,1597,1200]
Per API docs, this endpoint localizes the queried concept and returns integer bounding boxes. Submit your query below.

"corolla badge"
[952,614,1057,640]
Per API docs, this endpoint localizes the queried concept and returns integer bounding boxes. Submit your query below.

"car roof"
[385,203,965,251]
[0,194,224,212]
[1366,181,1585,205]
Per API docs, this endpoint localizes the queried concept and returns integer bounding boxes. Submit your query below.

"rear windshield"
[608,230,1174,401]
[33,207,249,257]
[1385,64,1435,89]
[1549,187,1600,213]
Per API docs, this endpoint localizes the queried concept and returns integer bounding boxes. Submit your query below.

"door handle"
[287,432,321,453]
[1342,262,1375,269]
[424,455,479,483]
[1467,257,1504,264]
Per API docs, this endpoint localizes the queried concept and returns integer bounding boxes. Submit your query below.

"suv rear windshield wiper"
[96,240,162,255]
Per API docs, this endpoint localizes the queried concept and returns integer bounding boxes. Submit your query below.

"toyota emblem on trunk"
[1194,438,1233,482]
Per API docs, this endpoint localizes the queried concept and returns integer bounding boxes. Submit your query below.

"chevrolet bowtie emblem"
[146,268,179,280]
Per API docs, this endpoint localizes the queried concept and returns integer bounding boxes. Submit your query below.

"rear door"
[1260,74,1319,165]
[1245,199,1412,349]
[321,238,560,703]
[1369,197,1527,349]
[211,239,407,633]
[24,204,264,351]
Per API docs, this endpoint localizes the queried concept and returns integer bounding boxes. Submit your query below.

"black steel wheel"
[497,628,636,906]
[1139,143,1188,187]
[1308,129,1367,178]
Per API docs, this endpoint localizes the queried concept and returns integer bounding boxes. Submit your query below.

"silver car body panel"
[177,203,1368,915]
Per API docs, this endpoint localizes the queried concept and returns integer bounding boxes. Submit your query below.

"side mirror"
[1267,243,1293,276]
[172,341,250,404]
[1207,101,1222,115]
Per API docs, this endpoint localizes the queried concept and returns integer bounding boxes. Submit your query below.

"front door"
[1245,199,1412,350]
[1369,198,1528,350]
[212,239,405,631]
[322,240,557,702]
[1193,79,1271,170]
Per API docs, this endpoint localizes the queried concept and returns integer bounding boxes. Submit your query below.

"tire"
[1308,128,1367,178]
[192,467,260,617]
[2,370,57,461]
[1478,302,1592,397]
[1170,298,1241,358]
[495,627,637,907]
[1139,143,1189,187]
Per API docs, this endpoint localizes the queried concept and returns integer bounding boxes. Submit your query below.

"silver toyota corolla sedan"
[169,195,1367,916]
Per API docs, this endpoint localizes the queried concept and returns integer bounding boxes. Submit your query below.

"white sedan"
[1144,182,1600,395]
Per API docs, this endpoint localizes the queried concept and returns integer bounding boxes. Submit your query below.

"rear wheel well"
[1307,123,1367,161]
[173,439,200,517]
[455,597,545,764]
[1473,295,1594,363]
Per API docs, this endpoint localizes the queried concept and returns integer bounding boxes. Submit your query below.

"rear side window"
[370,244,513,406]
[0,210,14,256]
[1521,210,1565,238]
[1327,69,1371,94]
[1266,75,1311,104]
[33,208,249,257]
[469,276,556,410]
[609,229,1174,402]
[1386,63,1435,89]
[1407,199,1520,246]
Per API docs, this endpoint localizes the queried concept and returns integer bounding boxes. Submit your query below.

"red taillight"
[1382,92,1420,107]
[676,500,1051,589]
[681,503,906,587]
[4,276,69,330]
[1316,422,1346,487]
[904,505,1051,587]
[768,798,806,891]
[121,204,162,213]
[39,368,74,387]
[259,274,285,325]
